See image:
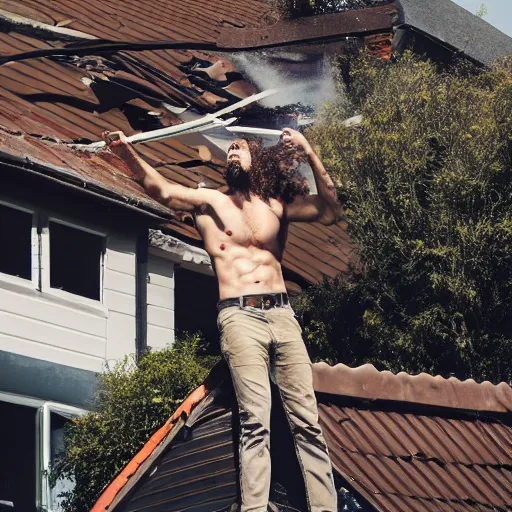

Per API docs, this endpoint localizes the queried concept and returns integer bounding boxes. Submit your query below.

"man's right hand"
[102,130,130,158]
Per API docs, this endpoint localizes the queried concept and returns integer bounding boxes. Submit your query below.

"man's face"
[227,139,252,172]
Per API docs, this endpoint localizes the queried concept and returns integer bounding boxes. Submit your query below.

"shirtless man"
[103,128,341,512]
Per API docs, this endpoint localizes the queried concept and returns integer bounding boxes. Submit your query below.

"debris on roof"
[91,362,512,512]
[0,0,358,284]
[216,4,399,50]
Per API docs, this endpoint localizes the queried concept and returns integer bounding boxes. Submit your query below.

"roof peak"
[313,362,512,413]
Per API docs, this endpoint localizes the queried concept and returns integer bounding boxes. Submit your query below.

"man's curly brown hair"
[225,138,310,204]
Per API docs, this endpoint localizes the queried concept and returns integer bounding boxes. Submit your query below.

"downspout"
[135,228,148,363]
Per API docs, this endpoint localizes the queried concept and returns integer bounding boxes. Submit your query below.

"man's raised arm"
[282,128,342,226]
[102,131,216,212]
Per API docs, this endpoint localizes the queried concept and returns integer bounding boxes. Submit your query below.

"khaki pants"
[217,305,337,512]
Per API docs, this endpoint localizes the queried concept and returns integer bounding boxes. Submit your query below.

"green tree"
[273,0,389,18]
[301,52,512,383]
[53,335,217,512]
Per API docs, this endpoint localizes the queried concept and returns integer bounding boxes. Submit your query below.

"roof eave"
[0,150,172,222]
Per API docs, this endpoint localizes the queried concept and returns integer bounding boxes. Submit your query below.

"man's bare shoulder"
[194,188,229,215]
[268,197,286,219]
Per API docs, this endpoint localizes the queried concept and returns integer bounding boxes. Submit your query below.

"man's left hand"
[281,128,313,156]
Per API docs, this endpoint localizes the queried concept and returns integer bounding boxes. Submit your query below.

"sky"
[451,0,512,37]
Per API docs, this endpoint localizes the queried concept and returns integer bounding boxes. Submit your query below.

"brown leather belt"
[217,292,289,312]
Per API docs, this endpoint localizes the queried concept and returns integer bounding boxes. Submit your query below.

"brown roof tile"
[90,361,512,512]
[316,363,512,512]
[0,0,357,284]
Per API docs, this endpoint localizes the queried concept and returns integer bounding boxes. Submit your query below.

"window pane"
[0,401,37,512]
[50,412,75,511]
[49,222,104,301]
[0,204,32,280]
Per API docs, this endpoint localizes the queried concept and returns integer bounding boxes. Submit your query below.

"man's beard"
[225,161,251,192]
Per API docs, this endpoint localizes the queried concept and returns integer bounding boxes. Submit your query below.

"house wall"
[104,234,137,363]
[0,227,137,374]
[0,179,185,410]
[147,255,175,350]
[0,231,178,373]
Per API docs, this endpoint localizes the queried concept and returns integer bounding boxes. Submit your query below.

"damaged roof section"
[0,0,357,285]
[92,362,512,512]
[10,0,507,284]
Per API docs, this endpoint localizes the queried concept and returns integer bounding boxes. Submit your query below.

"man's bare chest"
[196,196,285,250]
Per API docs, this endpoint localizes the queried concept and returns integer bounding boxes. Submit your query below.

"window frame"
[0,392,88,512]
[44,215,107,309]
[0,198,39,290]
[0,197,108,312]
[36,402,88,512]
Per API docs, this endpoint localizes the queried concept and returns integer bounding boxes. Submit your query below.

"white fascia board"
[149,230,213,276]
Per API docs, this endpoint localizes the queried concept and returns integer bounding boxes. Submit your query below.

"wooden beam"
[216,3,399,50]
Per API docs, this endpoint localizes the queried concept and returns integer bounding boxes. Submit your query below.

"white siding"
[104,235,136,362]
[147,255,174,350]
[0,229,138,373]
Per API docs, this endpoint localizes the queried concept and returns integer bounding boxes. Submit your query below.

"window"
[49,222,104,301]
[0,395,87,512]
[0,199,106,306]
[39,406,85,512]
[0,401,38,512]
[0,203,32,281]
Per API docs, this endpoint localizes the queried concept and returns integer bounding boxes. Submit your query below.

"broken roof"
[91,362,512,512]
[2,0,509,287]
[0,0,355,285]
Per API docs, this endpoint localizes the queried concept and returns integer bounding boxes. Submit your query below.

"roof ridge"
[312,363,512,413]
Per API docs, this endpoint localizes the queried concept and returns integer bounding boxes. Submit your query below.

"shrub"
[272,0,392,18]
[53,334,217,512]
[303,52,512,383]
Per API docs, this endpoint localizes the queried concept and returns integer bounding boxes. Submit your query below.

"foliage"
[271,0,391,18]
[53,334,217,512]
[303,52,512,383]
[476,3,488,18]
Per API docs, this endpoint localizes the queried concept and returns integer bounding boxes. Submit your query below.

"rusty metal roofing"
[314,362,512,413]
[0,1,358,284]
[321,401,512,511]
[92,362,512,512]
[216,3,398,49]
[317,364,512,511]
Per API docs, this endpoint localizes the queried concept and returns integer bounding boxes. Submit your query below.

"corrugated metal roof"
[320,402,512,512]
[316,364,512,511]
[0,1,356,284]
[314,362,512,413]
[92,362,512,512]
